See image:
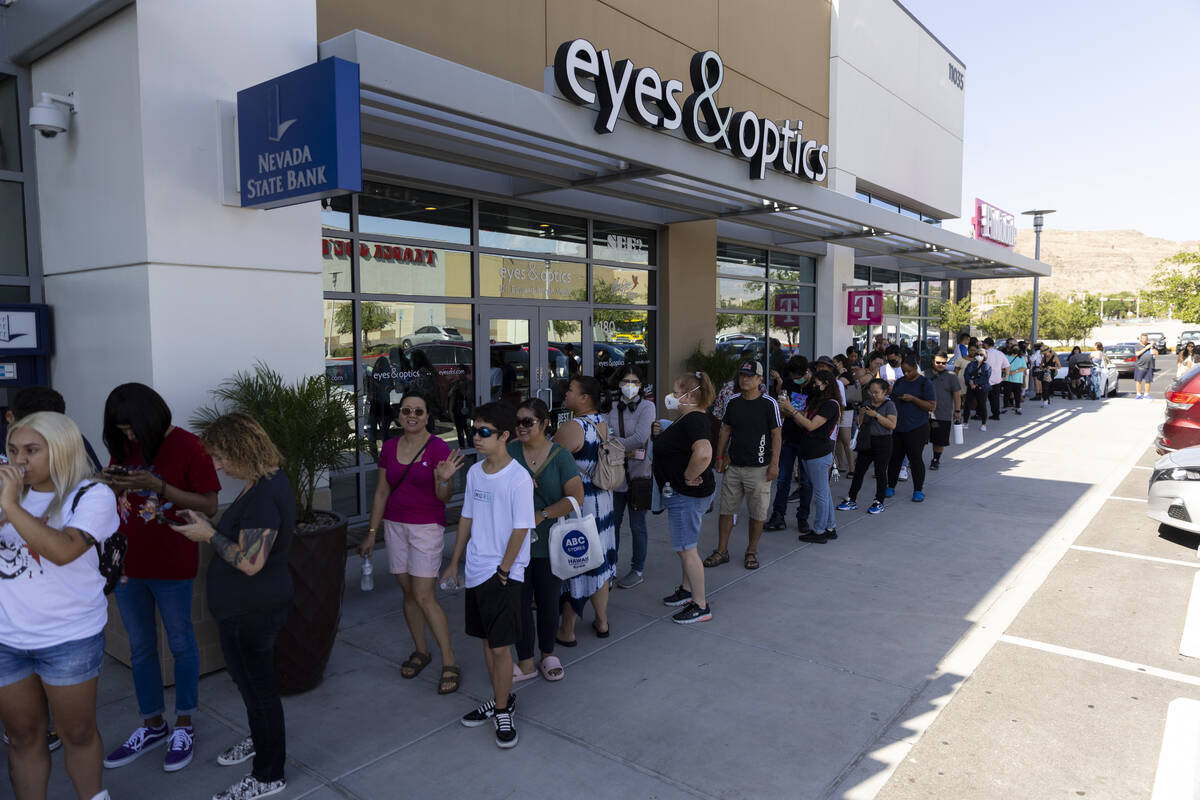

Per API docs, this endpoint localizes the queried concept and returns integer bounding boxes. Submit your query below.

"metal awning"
[319,30,1048,281]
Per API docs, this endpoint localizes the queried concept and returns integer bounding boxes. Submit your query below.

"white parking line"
[1070,545,1200,569]
[1150,698,1200,800]
[1181,573,1200,660]
[998,635,1200,688]
[1132,465,1153,471]
[1110,495,1148,503]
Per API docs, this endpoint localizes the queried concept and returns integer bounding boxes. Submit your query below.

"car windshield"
[443,328,460,336]
[1105,345,1135,354]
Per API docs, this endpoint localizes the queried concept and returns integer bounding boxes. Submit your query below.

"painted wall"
[829,0,965,218]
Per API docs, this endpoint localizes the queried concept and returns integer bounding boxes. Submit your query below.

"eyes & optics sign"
[554,39,829,184]
[237,58,362,209]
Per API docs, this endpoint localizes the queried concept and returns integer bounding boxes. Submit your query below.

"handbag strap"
[388,436,432,495]
[527,443,561,483]
[618,405,626,438]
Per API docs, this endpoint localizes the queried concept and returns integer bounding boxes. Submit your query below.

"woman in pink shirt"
[359,390,464,694]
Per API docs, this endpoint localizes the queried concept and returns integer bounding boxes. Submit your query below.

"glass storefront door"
[476,306,591,429]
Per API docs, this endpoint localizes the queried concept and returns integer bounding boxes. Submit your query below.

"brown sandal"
[437,665,461,695]
[744,551,759,570]
[400,650,432,679]
[703,550,730,568]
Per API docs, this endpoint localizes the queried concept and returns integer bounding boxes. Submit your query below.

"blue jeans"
[803,453,836,532]
[114,578,199,717]
[664,492,709,552]
[771,441,811,523]
[612,490,648,572]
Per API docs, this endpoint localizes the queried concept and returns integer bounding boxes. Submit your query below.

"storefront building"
[1,0,1047,517]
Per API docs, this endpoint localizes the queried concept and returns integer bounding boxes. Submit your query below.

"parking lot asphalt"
[1,359,1179,800]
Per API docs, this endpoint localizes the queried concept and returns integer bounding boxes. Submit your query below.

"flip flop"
[539,655,565,682]
[591,620,610,638]
[554,636,578,648]
[512,663,538,684]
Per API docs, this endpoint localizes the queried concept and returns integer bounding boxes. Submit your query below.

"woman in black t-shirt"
[651,372,716,625]
[172,413,295,799]
[778,371,841,541]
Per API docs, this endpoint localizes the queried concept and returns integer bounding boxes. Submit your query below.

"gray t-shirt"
[929,371,960,421]
[1136,343,1156,370]
[863,399,897,437]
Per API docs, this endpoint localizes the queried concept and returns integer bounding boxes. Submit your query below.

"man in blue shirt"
[887,358,936,502]
[963,345,992,432]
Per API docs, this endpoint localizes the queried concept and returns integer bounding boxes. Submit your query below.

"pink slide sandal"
[539,655,565,682]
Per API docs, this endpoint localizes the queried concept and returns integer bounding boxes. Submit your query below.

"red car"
[1157,365,1200,454]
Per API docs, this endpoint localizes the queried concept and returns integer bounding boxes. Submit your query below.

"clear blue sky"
[900,0,1200,242]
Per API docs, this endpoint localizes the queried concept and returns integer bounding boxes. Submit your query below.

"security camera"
[29,92,77,139]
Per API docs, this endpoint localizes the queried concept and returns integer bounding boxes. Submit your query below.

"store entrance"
[476,305,592,430]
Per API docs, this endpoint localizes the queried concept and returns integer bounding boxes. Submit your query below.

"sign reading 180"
[554,38,829,184]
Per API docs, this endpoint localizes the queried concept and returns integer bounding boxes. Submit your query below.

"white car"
[1147,446,1200,535]
[1052,353,1120,398]
[402,325,464,349]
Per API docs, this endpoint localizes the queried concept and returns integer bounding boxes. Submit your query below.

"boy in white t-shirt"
[442,403,535,749]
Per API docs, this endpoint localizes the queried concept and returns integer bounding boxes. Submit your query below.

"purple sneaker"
[163,726,194,772]
[103,723,170,768]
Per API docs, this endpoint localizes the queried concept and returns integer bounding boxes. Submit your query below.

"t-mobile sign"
[847,290,883,325]
[972,198,1017,249]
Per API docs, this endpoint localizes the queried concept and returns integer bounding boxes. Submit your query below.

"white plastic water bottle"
[831,467,841,483]
[360,557,374,592]
[439,574,462,592]
[661,482,675,499]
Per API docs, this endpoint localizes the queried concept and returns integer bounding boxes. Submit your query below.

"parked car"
[1177,330,1200,353]
[1142,332,1168,354]
[402,325,464,349]
[1147,444,1200,534]
[1104,343,1140,378]
[1155,364,1200,455]
[1053,352,1119,398]
[716,332,757,346]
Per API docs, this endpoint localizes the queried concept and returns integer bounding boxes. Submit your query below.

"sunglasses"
[516,416,538,428]
[399,407,427,417]
[469,425,500,439]
[933,361,947,366]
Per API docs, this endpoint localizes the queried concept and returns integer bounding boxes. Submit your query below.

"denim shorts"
[0,630,106,688]
[665,492,710,552]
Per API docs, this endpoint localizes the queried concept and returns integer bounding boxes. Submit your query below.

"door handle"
[537,387,553,404]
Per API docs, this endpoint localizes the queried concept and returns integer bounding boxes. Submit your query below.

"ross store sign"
[972,198,1016,249]
[322,239,438,267]
[237,58,362,209]
[847,290,883,326]
[553,38,829,183]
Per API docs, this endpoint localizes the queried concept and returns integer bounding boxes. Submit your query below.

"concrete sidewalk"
[2,387,1168,799]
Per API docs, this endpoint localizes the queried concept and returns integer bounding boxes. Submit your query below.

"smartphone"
[104,465,132,476]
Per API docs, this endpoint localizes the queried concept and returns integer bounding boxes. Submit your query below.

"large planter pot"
[274,510,348,695]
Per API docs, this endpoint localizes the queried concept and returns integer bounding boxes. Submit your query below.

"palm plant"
[191,362,358,523]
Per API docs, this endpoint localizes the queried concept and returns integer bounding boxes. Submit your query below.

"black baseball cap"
[738,361,764,376]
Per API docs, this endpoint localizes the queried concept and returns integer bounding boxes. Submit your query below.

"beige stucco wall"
[660,219,718,383]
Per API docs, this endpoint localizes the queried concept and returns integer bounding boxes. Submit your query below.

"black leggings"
[888,424,929,491]
[1003,382,1023,409]
[966,386,988,421]
[218,605,289,783]
[848,435,892,504]
[517,557,563,661]
[1038,372,1055,402]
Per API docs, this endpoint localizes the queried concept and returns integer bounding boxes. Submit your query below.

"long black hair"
[103,383,172,466]
[517,397,554,435]
[604,363,645,412]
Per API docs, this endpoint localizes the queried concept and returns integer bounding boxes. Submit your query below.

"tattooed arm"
[209,528,278,576]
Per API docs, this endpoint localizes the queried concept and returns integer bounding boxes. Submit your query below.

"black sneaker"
[662,586,693,607]
[672,602,712,624]
[822,528,838,540]
[493,699,518,749]
[796,519,812,534]
[798,531,828,543]
[763,512,786,531]
[929,459,940,471]
[462,694,511,728]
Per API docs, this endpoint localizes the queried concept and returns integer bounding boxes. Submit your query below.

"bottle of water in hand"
[360,556,374,592]
[439,574,461,592]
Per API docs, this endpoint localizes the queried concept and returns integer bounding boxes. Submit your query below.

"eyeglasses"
[469,425,499,439]
[933,361,947,366]
[399,407,427,417]
[516,417,538,428]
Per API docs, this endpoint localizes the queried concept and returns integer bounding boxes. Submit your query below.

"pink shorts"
[383,520,446,578]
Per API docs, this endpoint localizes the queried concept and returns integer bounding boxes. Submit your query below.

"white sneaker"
[1135,394,1143,399]
[1042,400,1048,408]
[212,774,286,800]
[980,424,988,432]
[899,466,909,482]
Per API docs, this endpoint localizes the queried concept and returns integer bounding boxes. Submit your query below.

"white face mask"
[664,385,697,411]
[620,383,640,400]
[975,354,985,362]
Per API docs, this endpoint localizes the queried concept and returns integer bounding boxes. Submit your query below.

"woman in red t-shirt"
[359,390,464,695]
[98,384,221,774]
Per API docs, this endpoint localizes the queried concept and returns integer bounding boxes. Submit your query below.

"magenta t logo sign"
[847,290,883,325]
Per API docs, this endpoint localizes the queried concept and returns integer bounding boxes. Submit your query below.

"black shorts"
[929,419,952,447]
[464,573,523,648]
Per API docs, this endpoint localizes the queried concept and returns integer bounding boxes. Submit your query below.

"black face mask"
[887,359,900,367]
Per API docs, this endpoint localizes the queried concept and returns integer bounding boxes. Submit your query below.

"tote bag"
[548,497,604,579]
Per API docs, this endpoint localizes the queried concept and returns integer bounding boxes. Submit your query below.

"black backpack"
[70,483,127,595]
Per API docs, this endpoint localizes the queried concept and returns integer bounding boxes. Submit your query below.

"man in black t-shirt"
[765,356,813,533]
[707,361,781,571]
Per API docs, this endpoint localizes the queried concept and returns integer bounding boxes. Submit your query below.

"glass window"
[479,255,587,301]
[853,264,871,285]
[769,250,815,283]
[872,268,899,290]
[479,202,586,257]
[715,314,765,350]
[769,285,815,314]
[898,318,921,353]
[361,242,471,297]
[768,316,815,363]
[870,196,900,213]
[358,183,471,244]
[320,195,350,231]
[855,191,871,203]
[0,75,20,172]
[322,237,352,292]
[716,242,766,278]
[0,286,28,303]
[0,181,27,277]
[899,207,921,220]
[593,310,655,400]
[593,221,656,265]
[593,265,652,306]
[329,473,360,518]
[900,274,921,316]
[717,278,765,311]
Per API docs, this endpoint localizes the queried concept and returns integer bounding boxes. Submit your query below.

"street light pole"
[1021,209,1055,345]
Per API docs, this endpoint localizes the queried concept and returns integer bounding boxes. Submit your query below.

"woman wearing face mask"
[837,379,897,515]
[358,390,465,696]
[963,346,992,429]
[1038,346,1060,408]
[606,366,654,589]
[779,371,842,541]
[652,372,717,623]
[508,399,583,682]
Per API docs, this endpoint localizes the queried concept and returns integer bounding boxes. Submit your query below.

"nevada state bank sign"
[554,39,829,184]
[237,58,362,209]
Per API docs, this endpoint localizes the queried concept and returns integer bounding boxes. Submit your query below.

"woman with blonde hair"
[0,411,120,800]
[173,412,295,800]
